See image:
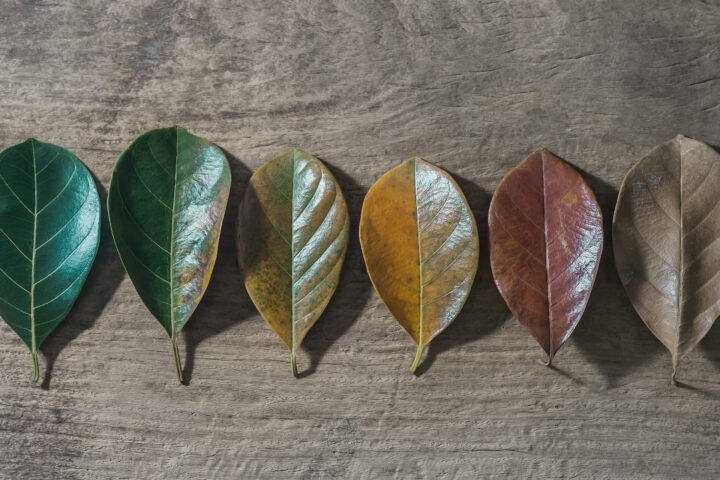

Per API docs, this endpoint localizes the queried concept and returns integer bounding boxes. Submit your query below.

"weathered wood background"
[1,1,720,478]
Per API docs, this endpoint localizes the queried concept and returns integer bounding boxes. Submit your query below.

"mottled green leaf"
[236,149,349,376]
[0,139,100,381]
[108,126,231,382]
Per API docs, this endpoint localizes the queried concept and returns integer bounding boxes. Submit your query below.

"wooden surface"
[1,1,720,478]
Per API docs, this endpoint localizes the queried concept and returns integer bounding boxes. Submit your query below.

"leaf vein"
[422,219,465,266]
[0,172,33,214]
[419,184,451,233]
[491,210,545,265]
[36,187,92,250]
[130,159,173,210]
[0,263,30,293]
[638,168,680,227]
[37,164,77,214]
[294,218,348,304]
[0,226,31,261]
[626,220,679,273]
[34,210,98,285]
[35,151,60,176]
[294,188,339,261]
[34,273,85,309]
[0,295,30,315]
[295,210,346,282]
[422,247,470,288]
[146,140,174,178]
[294,173,322,221]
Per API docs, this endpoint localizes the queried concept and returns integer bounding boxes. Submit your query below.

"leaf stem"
[171,337,183,383]
[410,343,424,372]
[31,350,39,383]
[671,365,677,386]
[542,351,553,367]
[291,351,298,377]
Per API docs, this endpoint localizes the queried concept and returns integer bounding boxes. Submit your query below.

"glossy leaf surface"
[0,139,100,381]
[489,149,602,363]
[236,149,349,376]
[613,135,720,379]
[360,158,479,372]
[108,127,230,382]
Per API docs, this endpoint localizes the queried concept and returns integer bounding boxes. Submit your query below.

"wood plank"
[1,1,720,478]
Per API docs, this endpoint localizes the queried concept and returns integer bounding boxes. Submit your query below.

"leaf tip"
[540,347,554,367]
[533,147,551,158]
[174,125,191,139]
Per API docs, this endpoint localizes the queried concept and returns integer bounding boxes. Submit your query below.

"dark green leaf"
[0,139,100,381]
[108,126,231,382]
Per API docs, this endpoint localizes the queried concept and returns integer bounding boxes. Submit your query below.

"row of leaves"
[0,129,711,383]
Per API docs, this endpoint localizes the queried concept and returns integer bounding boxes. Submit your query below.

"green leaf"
[236,149,349,376]
[0,139,100,382]
[108,126,231,382]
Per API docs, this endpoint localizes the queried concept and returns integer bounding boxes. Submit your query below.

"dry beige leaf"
[613,135,720,381]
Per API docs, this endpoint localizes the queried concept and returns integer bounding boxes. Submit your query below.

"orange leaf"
[360,158,479,372]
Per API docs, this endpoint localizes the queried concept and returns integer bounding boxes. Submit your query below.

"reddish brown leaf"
[488,149,603,362]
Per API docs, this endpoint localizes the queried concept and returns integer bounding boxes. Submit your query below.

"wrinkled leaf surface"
[236,149,349,375]
[613,135,720,379]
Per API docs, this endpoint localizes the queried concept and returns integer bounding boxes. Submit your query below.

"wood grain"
[1,1,720,478]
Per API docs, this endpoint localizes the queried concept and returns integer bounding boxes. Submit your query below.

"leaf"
[0,139,100,381]
[359,157,479,372]
[236,149,349,376]
[488,149,603,363]
[108,126,231,382]
[613,135,720,381]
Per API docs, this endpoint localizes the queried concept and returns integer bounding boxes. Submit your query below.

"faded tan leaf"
[613,135,720,380]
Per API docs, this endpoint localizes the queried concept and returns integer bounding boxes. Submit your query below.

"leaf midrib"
[540,152,554,360]
[676,141,684,370]
[415,159,424,350]
[30,140,37,358]
[291,150,297,364]
[169,127,179,338]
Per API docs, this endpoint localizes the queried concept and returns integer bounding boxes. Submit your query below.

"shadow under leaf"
[571,164,664,388]
[295,159,373,378]
[414,172,508,376]
[698,143,720,380]
[40,174,125,389]
[179,148,253,385]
